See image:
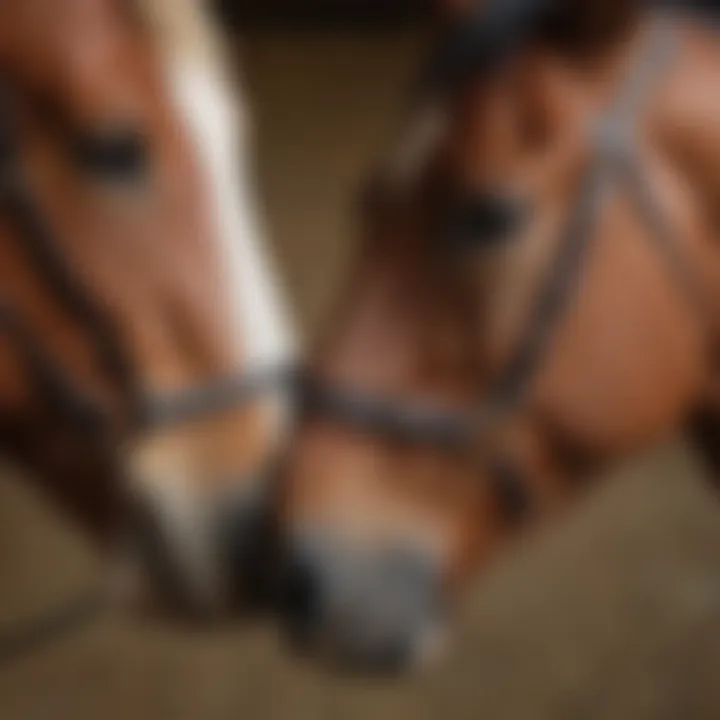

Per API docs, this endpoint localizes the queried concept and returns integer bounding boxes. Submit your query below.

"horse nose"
[125,495,220,615]
[123,481,275,614]
[280,534,444,673]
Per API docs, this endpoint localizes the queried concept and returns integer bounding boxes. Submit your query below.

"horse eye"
[71,127,150,183]
[445,192,527,251]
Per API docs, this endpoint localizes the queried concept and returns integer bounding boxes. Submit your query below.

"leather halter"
[303,19,700,466]
[0,89,293,441]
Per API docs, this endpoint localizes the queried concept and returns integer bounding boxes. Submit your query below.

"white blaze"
[169,60,297,371]
[118,48,297,608]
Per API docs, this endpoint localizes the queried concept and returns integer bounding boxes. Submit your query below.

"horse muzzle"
[279,532,446,673]
[118,478,275,617]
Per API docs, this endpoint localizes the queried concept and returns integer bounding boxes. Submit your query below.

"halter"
[0,85,293,664]
[0,87,294,437]
[302,18,702,500]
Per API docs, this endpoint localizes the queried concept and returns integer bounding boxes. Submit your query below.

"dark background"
[218,0,432,25]
[216,0,720,26]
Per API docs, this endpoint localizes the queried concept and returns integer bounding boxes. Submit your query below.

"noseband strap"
[140,365,296,430]
[302,377,474,449]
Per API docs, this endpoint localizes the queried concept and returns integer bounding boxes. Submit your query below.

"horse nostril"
[278,536,445,672]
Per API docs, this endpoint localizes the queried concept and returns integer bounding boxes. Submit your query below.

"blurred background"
[2,2,720,718]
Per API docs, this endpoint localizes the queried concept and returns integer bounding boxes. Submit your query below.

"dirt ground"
[2,29,720,720]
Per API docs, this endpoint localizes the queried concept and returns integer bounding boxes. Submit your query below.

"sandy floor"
[2,29,720,720]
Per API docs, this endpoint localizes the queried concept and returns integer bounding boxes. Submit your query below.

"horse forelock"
[135,0,228,72]
[423,0,554,94]
[384,1,546,192]
[136,0,297,375]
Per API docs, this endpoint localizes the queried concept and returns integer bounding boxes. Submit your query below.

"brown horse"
[0,0,296,615]
[278,0,720,670]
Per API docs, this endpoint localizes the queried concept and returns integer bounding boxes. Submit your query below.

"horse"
[277,0,720,671]
[0,0,296,623]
